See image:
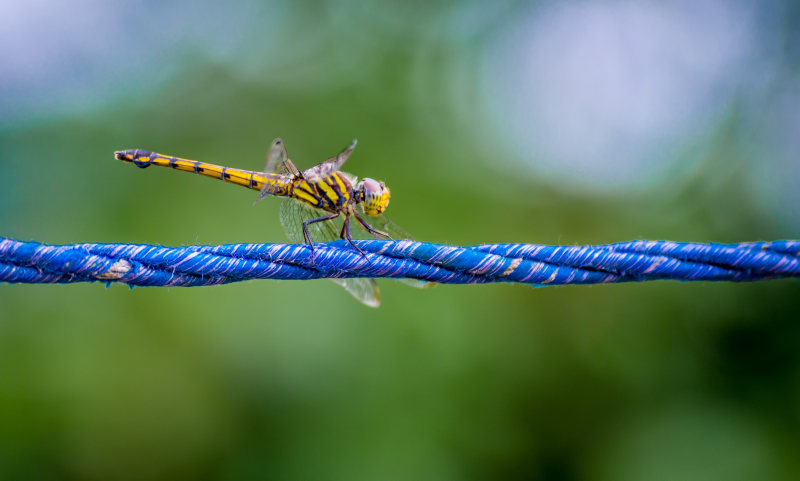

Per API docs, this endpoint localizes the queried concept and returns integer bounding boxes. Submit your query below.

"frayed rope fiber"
[1,237,799,287]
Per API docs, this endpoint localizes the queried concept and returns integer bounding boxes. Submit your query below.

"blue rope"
[1,237,798,288]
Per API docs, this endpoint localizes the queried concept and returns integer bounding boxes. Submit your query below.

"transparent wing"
[263,138,301,177]
[356,208,436,289]
[263,138,288,175]
[279,197,338,245]
[258,138,300,201]
[279,198,381,307]
[365,213,415,241]
[303,139,357,178]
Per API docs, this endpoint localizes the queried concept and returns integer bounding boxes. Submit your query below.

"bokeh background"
[2,0,800,479]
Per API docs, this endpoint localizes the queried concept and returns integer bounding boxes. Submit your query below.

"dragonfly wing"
[358,210,415,241]
[258,139,300,201]
[263,138,288,175]
[355,210,436,289]
[279,196,334,245]
[279,197,381,307]
[263,138,301,176]
[303,139,357,178]
[329,276,380,308]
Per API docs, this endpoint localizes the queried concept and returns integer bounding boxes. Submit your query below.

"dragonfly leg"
[353,212,392,240]
[341,213,370,262]
[303,212,340,261]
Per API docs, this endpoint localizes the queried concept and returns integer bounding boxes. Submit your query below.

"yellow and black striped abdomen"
[115,149,291,196]
[290,172,353,212]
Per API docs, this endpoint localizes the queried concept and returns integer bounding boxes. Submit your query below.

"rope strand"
[1,238,798,287]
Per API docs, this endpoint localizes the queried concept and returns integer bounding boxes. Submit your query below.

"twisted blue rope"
[1,237,798,288]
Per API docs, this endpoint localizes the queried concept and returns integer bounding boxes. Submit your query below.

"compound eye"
[363,178,381,195]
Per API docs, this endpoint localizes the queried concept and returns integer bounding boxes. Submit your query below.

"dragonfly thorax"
[288,172,354,213]
[357,178,391,216]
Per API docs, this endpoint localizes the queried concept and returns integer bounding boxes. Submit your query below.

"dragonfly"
[114,138,432,306]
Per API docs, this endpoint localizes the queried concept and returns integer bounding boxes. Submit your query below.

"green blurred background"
[1,1,799,479]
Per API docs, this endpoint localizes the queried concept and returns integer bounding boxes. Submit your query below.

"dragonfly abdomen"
[115,149,291,195]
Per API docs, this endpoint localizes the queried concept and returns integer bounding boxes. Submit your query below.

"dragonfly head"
[358,178,390,216]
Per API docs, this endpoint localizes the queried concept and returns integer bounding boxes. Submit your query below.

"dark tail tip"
[115,150,151,168]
